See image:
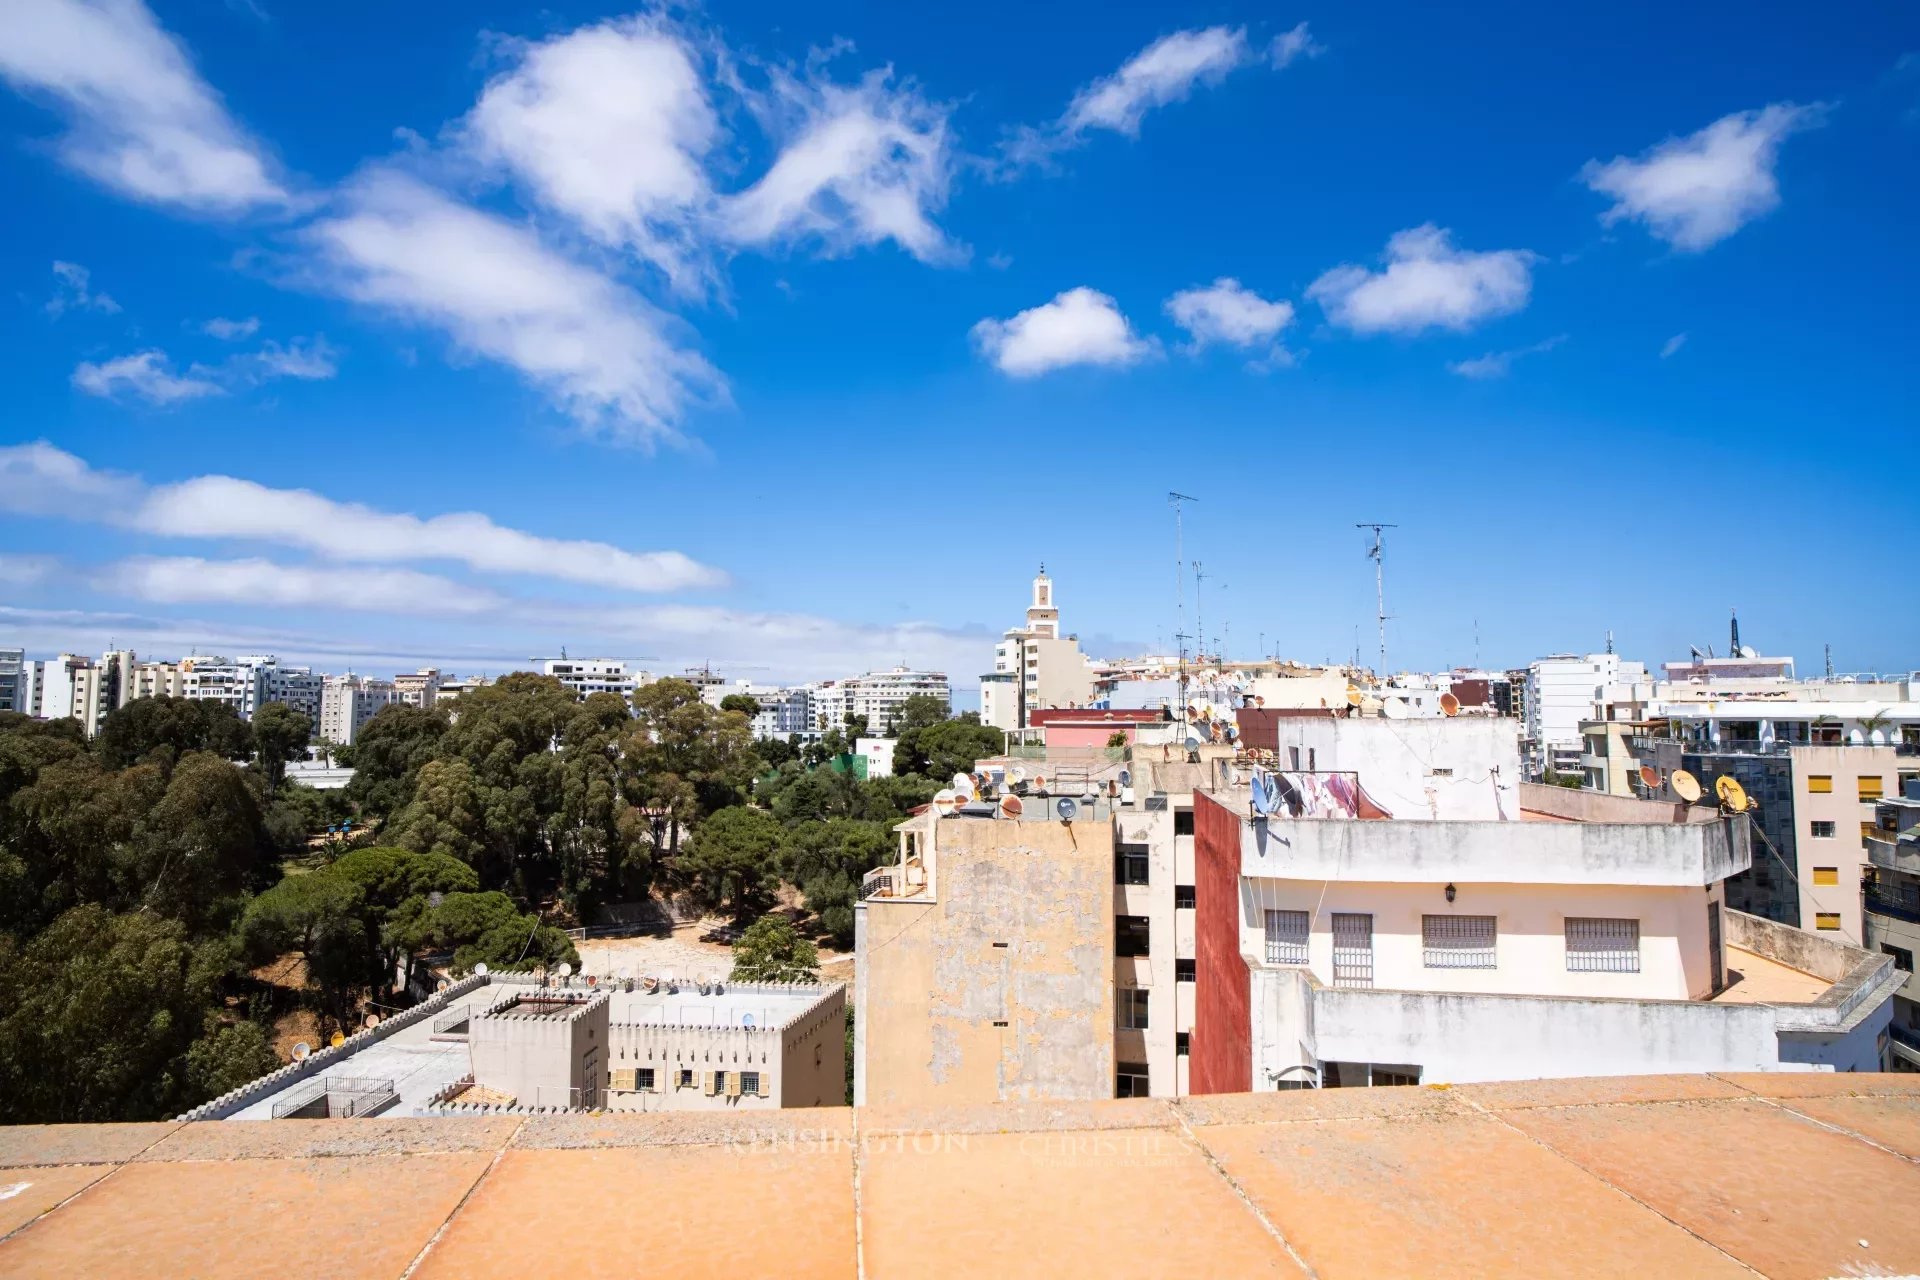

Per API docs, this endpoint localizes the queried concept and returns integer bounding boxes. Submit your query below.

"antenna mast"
[1355,523,1397,676]
[1169,492,1198,708]
[1193,561,1208,667]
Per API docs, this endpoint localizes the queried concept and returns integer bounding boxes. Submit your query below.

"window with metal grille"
[1114,846,1149,885]
[1175,958,1196,981]
[636,1067,655,1092]
[1421,915,1497,968]
[1264,910,1309,966]
[1565,917,1640,972]
[1175,884,1196,908]
[1331,913,1373,987]
[1118,988,1149,1030]
[1115,1063,1150,1098]
[1116,915,1151,957]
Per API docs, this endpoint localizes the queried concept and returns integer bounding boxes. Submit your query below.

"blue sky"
[2,0,1916,699]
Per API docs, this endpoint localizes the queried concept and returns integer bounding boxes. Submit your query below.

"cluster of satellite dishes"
[928,765,1136,822]
[1642,764,1753,814]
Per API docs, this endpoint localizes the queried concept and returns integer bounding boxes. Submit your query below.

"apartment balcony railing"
[1864,888,1920,926]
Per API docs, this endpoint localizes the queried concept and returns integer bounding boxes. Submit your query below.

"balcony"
[1867,835,1920,877]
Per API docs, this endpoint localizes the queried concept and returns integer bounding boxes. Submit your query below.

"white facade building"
[810,668,950,735]
[319,674,402,746]
[705,681,814,740]
[536,657,649,703]
[182,654,318,729]
[981,568,1096,732]
[1525,652,1646,777]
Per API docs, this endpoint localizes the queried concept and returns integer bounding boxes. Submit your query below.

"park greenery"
[0,679,1000,1122]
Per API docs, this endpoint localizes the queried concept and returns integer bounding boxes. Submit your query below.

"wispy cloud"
[972,287,1155,377]
[0,441,728,593]
[0,0,289,213]
[1447,334,1567,379]
[1268,22,1324,69]
[71,350,223,404]
[1581,103,1825,252]
[0,554,59,588]
[96,556,503,616]
[240,336,339,381]
[1660,333,1688,359]
[46,260,120,315]
[1308,225,1535,335]
[202,316,260,340]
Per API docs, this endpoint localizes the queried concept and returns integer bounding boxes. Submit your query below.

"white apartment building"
[182,654,319,728]
[319,674,402,747]
[1525,652,1646,777]
[536,657,650,703]
[810,668,950,735]
[703,681,814,740]
[0,648,29,715]
[36,653,112,737]
[981,568,1096,731]
[393,669,443,708]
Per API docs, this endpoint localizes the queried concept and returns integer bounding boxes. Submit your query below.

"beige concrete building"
[318,673,400,746]
[980,568,1096,732]
[1795,745,1920,942]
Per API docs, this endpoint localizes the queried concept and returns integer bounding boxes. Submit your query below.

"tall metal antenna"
[1193,561,1208,666]
[1169,492,1197,713]
[1824,642,1833,679]
[1355,523,1397,675]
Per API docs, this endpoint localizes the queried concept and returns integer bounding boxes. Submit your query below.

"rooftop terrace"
[5,1074,1920,1278]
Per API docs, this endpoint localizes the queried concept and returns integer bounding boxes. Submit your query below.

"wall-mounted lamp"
[1444,882,1457,904]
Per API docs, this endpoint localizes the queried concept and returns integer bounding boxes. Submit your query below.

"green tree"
[887,693,949,737]
[391,757,490,866]
[239,872,374,1017]
[802,870,857,949]
[250,701,313,793]
[753,735,799,768]
[729,913,819,982]
[894,714,1005,780]
[383,890,577,975]
[96,695,250,770]
[625,678,757,852]
[678,805,783,916]
[185,1020,280,1099]
[341,704,449,817]
[720,693,762,717]
[1106,731,1128,749]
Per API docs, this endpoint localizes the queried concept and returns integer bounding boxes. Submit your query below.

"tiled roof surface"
[4,1073,1920,1278]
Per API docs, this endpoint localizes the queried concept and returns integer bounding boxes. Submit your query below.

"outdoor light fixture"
[1445,883,1457,904]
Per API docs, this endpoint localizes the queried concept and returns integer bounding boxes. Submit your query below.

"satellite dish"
[1117,768,1132,787]
[1184,736,1202,752]
[557,962,573,979]
[1715,775,1751,813]
[1639,764,1660,791]
[363,1013,380,1030]
[1010,766,1027,784]
[436,978,450,992]
[1382,698,1409,720]
[742,1012,754,1027]
[1671,769,1703,803]
[952,771,975,795]
[617,967,633,982]
[1032,775,1047,791]
[474,962,490,977]
[1055,797,1079,821]
[1440,692,1461,717]
[1346,687,1364,707]
[932,789,958,816]
[999,794,1024,819]
[329,1031,345,1048]
[291,1042,311,1061]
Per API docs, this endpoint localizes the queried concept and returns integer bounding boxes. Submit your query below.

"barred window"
[1331,913,1374,988]
[1265,910,1309,966]
[1422,915,1497,969]
[1565,917,1640,972]
[635,1067,655,1092]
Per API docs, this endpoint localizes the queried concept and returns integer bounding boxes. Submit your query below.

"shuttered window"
[1422,915,1497,968]
[1565,917,1640,973]
[1814,867,1840,886]
[1860,777,1885,801]
[1807,775,1833,794]
[1816,913,1842,931]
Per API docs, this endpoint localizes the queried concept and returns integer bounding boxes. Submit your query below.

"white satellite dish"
[952,771,976,797]
[1055,797,1079,821]
[617,967,633,982]
[1010,766,1027,784]
[742,1013,755,1027]
[363,1012,380,1030]
[557,962,573,979]
[932,788,959,816]
[474,962,490,977]
[1382,698,1409,720]
[291,1041,311,1061]
[435,978,450,992]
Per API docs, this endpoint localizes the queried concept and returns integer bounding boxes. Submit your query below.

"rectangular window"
[1116,1063,1151,1098]
[1173,809,1194,836]
[1174,884,1196,909]
[1565,917,1640,973]
[1264,909,1309,966]
[1118,988,1149,1030]
[1807,775,1833,794]
[1811,821,1836,838]
[1370,1066,1421,1088]
[1860,777,1885,802]
[1116,915,1151,957]
[1883,944,1914,973]
[1114,846,1149,885]
[1422,915,1497,968]
[1331,913,1374,988]
[1175,958,1196,981]
[740,1071,761,1097]
[1816,913,1842,931]
[636,1067,655,1092]
[679,1068,694,1089]
[1814,867,1840,886]
[1175,1032,1190,1056]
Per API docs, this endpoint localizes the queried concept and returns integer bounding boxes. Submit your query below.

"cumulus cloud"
[1660,333,1688,359]
[1165,278,1295,355]
[1307,225,1535,335]
[0,0,288,213]
[202,316,259,340]
[303,169,724,447]
[720,66,959,264]
[1581,104,1823,252]
[46,260,120,315]
[0,441,727,593]
[97,556,503,616]
[972,287,1154,377]
[1446,334,1567,379]
[71,349,223,404]
[463,15,720,295]
[1268,22,1324,68]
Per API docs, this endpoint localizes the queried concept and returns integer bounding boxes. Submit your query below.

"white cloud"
[463,15,720,295]
[972,287,1154,377]
[0,442,728,593]
[302,169,723,447]
[0,0,287,213]
[1307,225,1535,335]
[71,349,223,404]
[1269,22,1324,69]
[241,336,339,381]
[46,260,120,315]
[0,554,58,587]
[202,316,259,340]
[1660,333,1688,359]
[1165,277,1295,350]
[1447,334,1567,379]
[720,67,959,264]
[1064,27,1251,136]
[96,556,503,616]
[1581,104,1823,252]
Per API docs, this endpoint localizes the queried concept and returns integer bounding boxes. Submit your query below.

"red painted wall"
[1191,791,1250,1094]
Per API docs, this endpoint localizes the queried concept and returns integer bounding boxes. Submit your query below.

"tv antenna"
[1355,523,1397,674]
[1193,561,1209,666]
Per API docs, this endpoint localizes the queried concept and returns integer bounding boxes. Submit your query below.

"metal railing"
[1865,889,1920,925]
[859,872,894,900]
[270,1075,397,1119]
[432,1011,471,1035]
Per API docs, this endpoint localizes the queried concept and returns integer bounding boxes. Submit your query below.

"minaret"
[1026,564,1059,639]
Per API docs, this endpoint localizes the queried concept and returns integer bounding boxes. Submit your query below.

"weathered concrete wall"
[780,985,848,1108]
[1193,793,1251,1094]
[1267,718,1522,820]
[471,994,608,1109]
[1518,783,1701,825]
[858,818,1113,1105]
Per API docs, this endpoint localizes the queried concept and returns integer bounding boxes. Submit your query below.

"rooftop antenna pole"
[1169,492,1198,709]
[1355,523,1397,676]
[1193,561,1208,667]
[1730,608,1740,656]
[1825,642,1833,679]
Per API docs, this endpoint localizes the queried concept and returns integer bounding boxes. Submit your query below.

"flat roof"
[5,1074,1920,1277]
[1711,945,1829,1005]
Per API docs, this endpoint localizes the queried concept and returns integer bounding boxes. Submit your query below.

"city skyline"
[2,1,1916,691]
